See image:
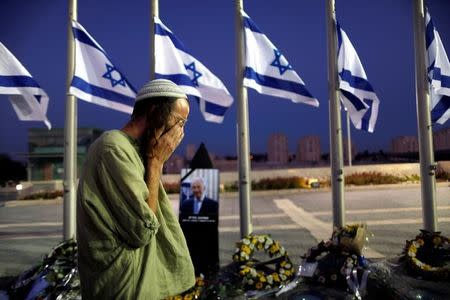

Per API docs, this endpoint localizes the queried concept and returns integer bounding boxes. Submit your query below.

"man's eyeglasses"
[161,112,188,136]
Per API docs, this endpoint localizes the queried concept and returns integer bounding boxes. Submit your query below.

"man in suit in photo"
[180,177,218,215]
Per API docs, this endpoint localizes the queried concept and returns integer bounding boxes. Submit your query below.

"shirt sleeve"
[97,146,160,248]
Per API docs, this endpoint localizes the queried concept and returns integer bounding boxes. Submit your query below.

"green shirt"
[77,130,195,299]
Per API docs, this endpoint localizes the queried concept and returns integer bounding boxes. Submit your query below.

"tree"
[0,154,26,186]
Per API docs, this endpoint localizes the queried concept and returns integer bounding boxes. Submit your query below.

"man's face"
[163,98,190,136]
[191,181,204,199]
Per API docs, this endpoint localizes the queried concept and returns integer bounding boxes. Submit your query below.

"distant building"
[342,136,357,163]
[391,136,419,154]
[297,135,321,163]
[433,127,450,151]
[164,154,185,174]
[27,128,103,180]
[267,133,289,164]
[185,144,197,161]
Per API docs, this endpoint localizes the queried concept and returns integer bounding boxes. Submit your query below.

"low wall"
[7,162,449,193]
[163,162,425,184]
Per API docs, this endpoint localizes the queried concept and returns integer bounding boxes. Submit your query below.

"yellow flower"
[285,270,291,276]
[259,275,267,282]
[255,282,263,290]
[183,294,193,300]
[423,264,432,271]
[270,243,280,253]
[242,245,251,254]
[272,273,280,282]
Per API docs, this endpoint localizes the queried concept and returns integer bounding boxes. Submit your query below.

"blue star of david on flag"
[241,10,319,107]
[184,62,202,87]
[102,64,127,88]
[69,21,136,114]
[270,49,293,75]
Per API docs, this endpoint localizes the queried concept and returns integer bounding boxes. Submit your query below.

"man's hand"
[148,121,184,165]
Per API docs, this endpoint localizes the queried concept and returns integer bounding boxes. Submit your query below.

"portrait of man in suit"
[180,177,218,216]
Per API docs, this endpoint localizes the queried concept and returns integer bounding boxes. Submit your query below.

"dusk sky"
[1,0,449,160]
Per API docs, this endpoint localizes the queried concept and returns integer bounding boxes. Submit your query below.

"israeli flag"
[337,23,380,133]
[154,17,233,123]
[69,21,136,114]
[0,42,51,129]
[426,10,450,125]
[241,11,319,107]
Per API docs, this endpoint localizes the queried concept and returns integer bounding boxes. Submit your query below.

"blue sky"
[0,0,449,159]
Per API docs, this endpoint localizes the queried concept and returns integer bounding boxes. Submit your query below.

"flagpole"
[413,0,437,232]
[235,0,252,237]
[63,0,78,239]
[326,0,345,228]
[150,0,159,79]
[346,111,352,166]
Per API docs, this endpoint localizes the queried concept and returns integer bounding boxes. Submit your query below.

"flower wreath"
[403,230,450,281]
[232,234,295,290]
[166,276,205,300]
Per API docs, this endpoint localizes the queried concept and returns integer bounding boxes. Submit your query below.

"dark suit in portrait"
[180,196,218,215]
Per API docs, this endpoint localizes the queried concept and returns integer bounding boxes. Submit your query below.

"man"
[77,79,195,299]
[180,177,218,215]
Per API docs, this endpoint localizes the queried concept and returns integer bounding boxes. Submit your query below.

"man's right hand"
[148,121,184,165]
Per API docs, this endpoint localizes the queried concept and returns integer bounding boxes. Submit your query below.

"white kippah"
[136,79,187,102]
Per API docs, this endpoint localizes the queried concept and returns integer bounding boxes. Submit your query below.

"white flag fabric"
[154,17,233,123]
[0,42,51,129]
[242,11,319,107]
[69,21,136,114]
[426,10,450,125]
[337,22,380,133]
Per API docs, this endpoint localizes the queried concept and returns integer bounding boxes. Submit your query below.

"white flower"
[248,279,254,285]
[279,268,285,274]
[258,236,265,243]
[280,274,287,281]
[279,247,286,255]
[285,263,292,269]
[243,238,250,245]
[267,275,273,284]
[250,268,257,277]
[249,243,255,249]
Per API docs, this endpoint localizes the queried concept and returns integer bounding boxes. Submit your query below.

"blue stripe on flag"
[0,75,41,88]
[244,67,314,99]
[72,27,105,55]
[336,22,343,50]
[243,16,263,34]
[360,98,374,131]
[425,19,435,49]
[155,73,196,88]
[154,23,193,57]
[340,90,368,111]
[339,69,375,92]
[204,100,228,116]
[432,67,450,88]
[431,95,450,123]
[71,76,135,106]
[190,96,228,117]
